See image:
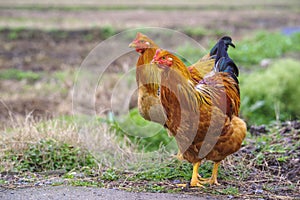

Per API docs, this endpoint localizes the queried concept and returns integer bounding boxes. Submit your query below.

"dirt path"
[0,186,219,200]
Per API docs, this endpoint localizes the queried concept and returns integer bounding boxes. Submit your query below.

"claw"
[176,183,188,187]
[199,162,221,186]
[197,174,209,181]
[199,178,220,186]
[190,178,205,188]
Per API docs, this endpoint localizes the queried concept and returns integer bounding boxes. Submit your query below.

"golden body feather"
[188,58,215,83]
[153,49,246,186]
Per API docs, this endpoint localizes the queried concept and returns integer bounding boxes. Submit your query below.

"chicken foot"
[199,162,220,185]
[176,161,205,188]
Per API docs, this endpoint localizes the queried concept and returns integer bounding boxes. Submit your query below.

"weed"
[49,30,68,39]
[69,180,99,187]
[183,27,226,39]
[145,184,166,193]
[240,59,300,125]
[7,27,25,40]
[218,186,239,195]
[176,43,206,65]
[3,139,97,172]
[83,33,94,41]
[111,108,177,152]
[0,69,41,82]
[101,169,119,181]
[228,31,300,67]
[100,25,116,39]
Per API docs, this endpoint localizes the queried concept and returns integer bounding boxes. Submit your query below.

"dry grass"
[0,115,140,172]
[0,112,175,173]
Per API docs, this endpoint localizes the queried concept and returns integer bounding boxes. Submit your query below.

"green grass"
[228,31,300,67]
[240,59,300,125]
[216,186,239,195]
[101,168,120,181]
[183,27,226,39]
[176,43,206,64]
[1,26,117,41]
[124,158,227,185]
[3,139,97,172]
[110,108,177,152]
[69,180,100,187]
[0,68,41,82]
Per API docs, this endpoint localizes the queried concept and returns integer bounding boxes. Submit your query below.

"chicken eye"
[162,56,166,60]
[140,40,145,43]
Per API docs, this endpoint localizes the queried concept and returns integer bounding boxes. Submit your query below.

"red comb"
[136,32,142,37]
[154,49,162,57]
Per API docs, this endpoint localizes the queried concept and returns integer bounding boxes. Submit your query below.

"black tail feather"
[214,38,239,83]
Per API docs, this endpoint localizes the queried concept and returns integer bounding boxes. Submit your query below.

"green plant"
[49,29,68,39]
[240,59,300,125]
[100,25,116,39]
[70,180,99,187]
[183,27,226,39]
[127,158,220,184]
[110,108,177,152]
[176,43,206,65]
[83,33,94,41]
[3,139,97,172]
[101,168,119,181]
[228,31,300,67]
[7,27,25,40]
[184,27,207,38]
[219,186,239,195]
[0,68,41,82]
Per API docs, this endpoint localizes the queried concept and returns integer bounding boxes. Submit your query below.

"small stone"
[255,189,263,194]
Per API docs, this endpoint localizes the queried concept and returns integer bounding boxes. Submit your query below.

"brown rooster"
[152,38,246,187]
[128,32,166,124]
[129,33,235,125]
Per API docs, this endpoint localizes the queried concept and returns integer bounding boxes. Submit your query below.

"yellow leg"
[176,161,204,188]
[190,161,204,187]
[200,162,221,186]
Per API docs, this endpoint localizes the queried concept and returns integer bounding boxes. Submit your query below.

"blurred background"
[1,0,299,125]
[0,0,299,196]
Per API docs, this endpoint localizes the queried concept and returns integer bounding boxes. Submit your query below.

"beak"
[151,59,166,70]
[229,42,235,48]
[128,42,136,48]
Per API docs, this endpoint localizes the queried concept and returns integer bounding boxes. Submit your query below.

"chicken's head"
[129,32,154,54]
[152,49,174,69]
